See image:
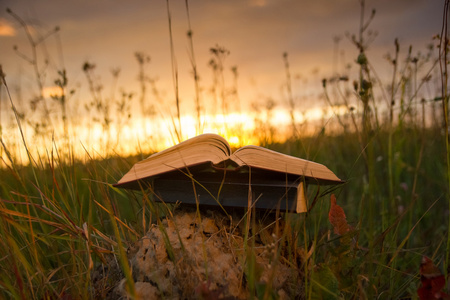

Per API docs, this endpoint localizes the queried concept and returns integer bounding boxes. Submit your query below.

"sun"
[228,136,240,147]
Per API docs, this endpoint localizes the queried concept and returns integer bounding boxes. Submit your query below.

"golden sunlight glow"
[131,106,347,152]
[0,19,15,36]
[2,104,350,166]
[228,136,240,147]
[42,86,63,98]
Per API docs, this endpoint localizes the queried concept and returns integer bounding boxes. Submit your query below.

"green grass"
[1,1,449,298]
[0,122,447,298]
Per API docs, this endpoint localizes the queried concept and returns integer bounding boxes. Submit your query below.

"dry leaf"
[328,194,350,235]
[417,256,450,300]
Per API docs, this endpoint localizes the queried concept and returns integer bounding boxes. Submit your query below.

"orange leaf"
[328,194,350,235]
[418,256,450,300]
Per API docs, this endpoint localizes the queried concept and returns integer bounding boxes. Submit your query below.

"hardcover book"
[114,134,342,213]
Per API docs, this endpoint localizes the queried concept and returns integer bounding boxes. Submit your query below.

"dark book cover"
[115,162,307,213]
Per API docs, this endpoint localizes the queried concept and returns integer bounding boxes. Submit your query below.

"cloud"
[248,0,266,7]
[0,18,15,36]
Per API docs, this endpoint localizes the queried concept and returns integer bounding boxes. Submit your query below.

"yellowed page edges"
[296,181,307,213]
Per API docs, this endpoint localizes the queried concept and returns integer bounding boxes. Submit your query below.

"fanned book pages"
[114,134,343,213]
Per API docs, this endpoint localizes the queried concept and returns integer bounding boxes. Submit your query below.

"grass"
[0,123,446,298]
[0,0,449,298]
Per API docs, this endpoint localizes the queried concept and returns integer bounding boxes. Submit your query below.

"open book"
[114,134,342,213]
[115,133,342,186]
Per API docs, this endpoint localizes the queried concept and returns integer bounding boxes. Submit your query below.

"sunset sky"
[0,0,446,152]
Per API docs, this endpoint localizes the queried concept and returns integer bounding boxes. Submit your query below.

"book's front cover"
[151,163,304,212]
[114,162,309,212]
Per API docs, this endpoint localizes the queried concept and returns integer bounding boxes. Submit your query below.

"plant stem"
[388,39,399,225]
[283,52,297,139]
[166,0,182,142]
[185,0,203,135]
[440,0,450,276]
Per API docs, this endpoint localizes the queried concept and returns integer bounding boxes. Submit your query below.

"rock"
[134,282,159,299]
[93,207,303,299]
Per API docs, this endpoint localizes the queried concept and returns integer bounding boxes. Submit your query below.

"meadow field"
[0,1,449,299]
